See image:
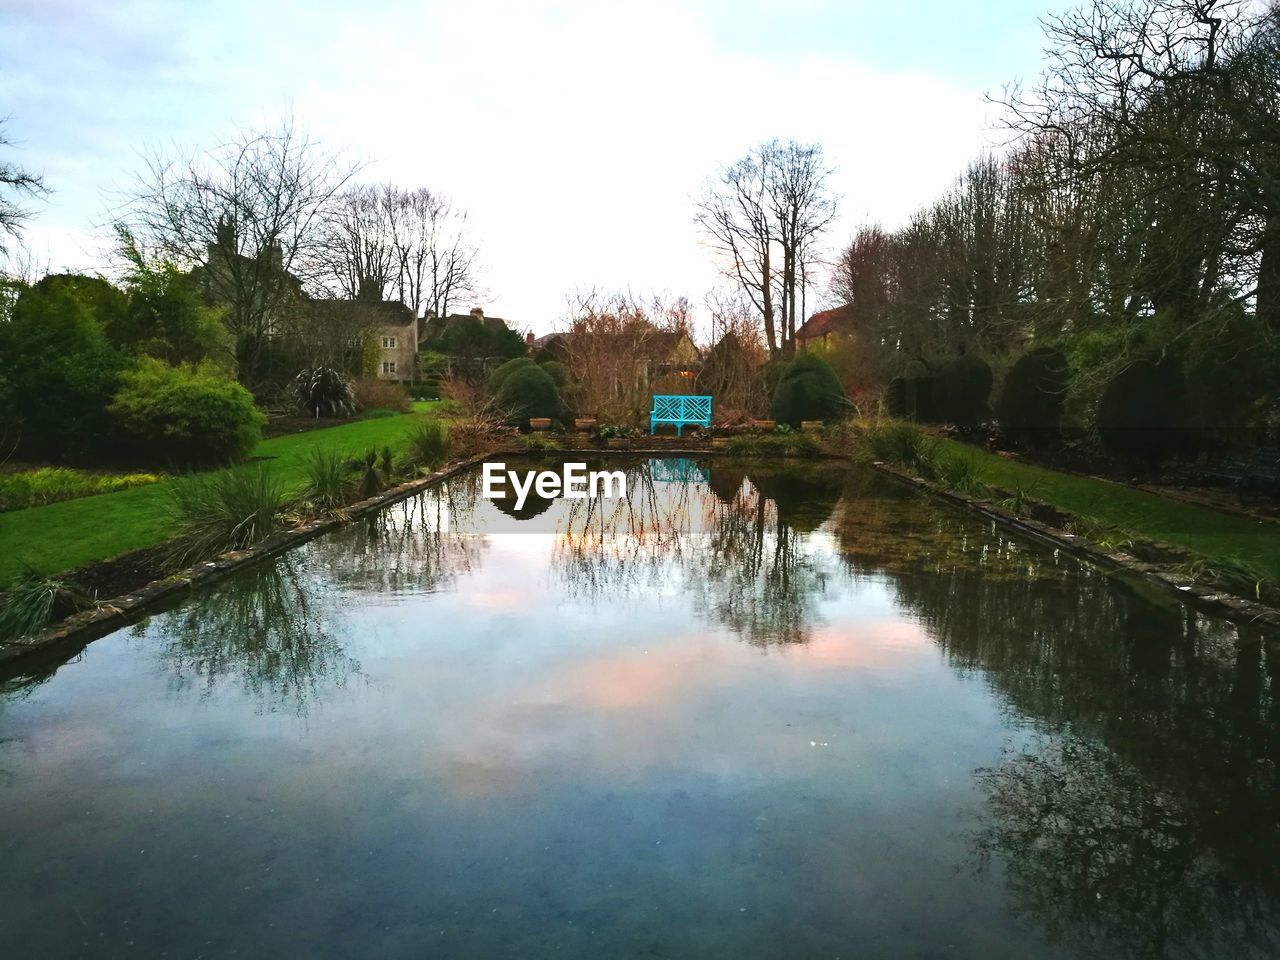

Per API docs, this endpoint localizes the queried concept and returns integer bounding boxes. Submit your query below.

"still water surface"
[1,458,1278,959]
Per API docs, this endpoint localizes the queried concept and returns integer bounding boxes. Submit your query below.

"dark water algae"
[1,458,1277,959]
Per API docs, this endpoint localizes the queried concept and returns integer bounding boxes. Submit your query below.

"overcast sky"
[2,0,1063,335]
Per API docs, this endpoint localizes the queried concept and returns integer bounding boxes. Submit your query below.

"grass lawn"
[0,402,445,585]
[938,438,1280,582]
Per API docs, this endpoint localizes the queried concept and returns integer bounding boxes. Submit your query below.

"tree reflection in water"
[551,459,841,645]
[155,557,360,716]
[831,474,1280,958]
[312,475,489,596]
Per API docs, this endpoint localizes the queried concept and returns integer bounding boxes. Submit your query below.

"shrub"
[495,364,560,423]
[403,418,451,470]
[538,360,571,389]
[887,377,938,422]
[933,355,992,428]
[110,359,264,466]
[0,467,162,512]
[770,353,848,426]
[487,357,537,395]
[299,449,354,510]
[352,376,411,413]
[294,366,356,418]
[996,347,1068,446]
[0,273,128,461]
[164,464,286,567]
[1097,354,1188,462]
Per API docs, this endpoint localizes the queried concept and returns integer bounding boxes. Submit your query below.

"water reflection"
[151,557,360,715]
[2,458,1279,959]
[839,484,1280,958]
[547,460,839,645]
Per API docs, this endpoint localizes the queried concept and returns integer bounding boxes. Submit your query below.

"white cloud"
[6,0,1000,333]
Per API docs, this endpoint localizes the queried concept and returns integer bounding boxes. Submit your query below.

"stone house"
[372,301,418,381]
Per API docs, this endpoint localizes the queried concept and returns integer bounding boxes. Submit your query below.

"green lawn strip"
[0,402,445,585]
[939,439,1280,581]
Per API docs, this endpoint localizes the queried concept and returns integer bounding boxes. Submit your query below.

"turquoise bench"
[650,395,712,436]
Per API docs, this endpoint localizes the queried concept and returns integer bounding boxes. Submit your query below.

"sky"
[1,0,1064,336]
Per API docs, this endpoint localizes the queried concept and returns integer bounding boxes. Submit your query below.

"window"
[382,361,396,375]
[382,336,397,348]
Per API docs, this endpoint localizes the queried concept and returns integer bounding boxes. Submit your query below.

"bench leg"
[677,423,683,437]
[650,420,656,436]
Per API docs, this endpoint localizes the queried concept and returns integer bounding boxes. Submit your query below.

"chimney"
[470,307,484,320]
[525,332,535,347]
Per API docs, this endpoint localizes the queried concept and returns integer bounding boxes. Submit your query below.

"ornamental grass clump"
[861,422,932,469]
[0,566,88,644]
[299,448,354,511]
[403,419,451,471]
[164,464,286,568]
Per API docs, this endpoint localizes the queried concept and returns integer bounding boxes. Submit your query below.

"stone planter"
[711,437,730,450]
[800,420,825,432]
[529,418,552,431]
[574,418,598,431]
[750,419,776,431]
[605,438,628,449]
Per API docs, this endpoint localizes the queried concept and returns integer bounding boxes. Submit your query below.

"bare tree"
[389,187,482,320]
[0,118,47,256]
[696,139,837,357]
[116,114,360,381]
[318,184,398,301]
[696,146,779,355]
[998,0,1280,332]
[768,140,838,348]
[558,289,690,423]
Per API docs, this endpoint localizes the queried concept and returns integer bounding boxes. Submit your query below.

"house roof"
[421,312,512,340]
[308,297,417,326]
[796,304,856,341]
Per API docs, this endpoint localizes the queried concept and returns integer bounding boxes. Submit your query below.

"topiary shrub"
[538,360,571,389]
[997,347,1068,446]
[1097,354,1188,463]
[294,366,356,418]
[887,376,938,422]
[934,355,993,428]
[495,363,560,423]
[487,357,537,395]
[770,352,847,427]
[109,359,265,466]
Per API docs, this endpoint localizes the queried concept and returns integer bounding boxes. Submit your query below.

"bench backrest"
[652,395,711,422]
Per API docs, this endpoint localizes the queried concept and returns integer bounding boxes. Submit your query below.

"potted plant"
[574,417,598,431]
[528,417,553,431]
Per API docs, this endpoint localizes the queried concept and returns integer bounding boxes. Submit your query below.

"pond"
[1,457,1278,959]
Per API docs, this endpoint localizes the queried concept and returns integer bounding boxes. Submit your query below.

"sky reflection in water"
[0,458,1277,959]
